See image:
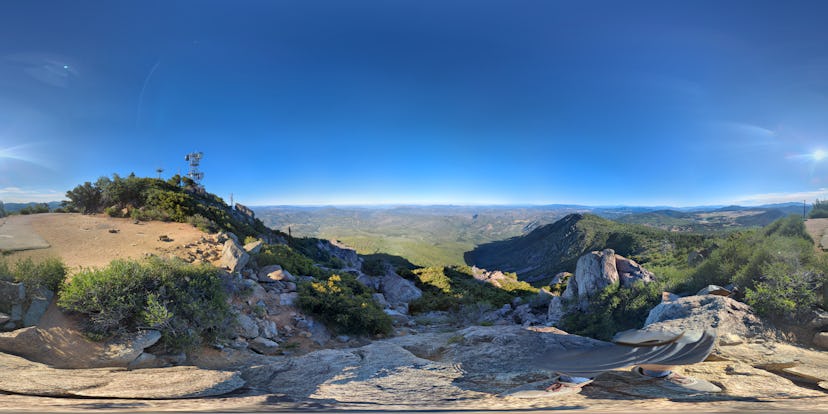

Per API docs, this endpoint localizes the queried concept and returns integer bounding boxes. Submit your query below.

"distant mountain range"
[253,202,808,269]
[1,201,63,213]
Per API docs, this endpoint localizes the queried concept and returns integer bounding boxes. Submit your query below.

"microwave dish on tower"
[184,151,204,189]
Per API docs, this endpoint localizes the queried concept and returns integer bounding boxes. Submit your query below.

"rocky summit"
[1,213,827,412]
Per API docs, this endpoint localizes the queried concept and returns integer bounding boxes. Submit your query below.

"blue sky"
[1,0,827,206]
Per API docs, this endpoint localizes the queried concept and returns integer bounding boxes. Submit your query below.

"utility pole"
[230,193,234,208]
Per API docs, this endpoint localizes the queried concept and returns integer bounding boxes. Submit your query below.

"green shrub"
[187,214,218,233]
[257,244,331,279]
[809,199,828,219]
[298,274,392,335]
[744,261,820,317]
[560,281,662,341]
[361,257,386,276]
[104,206,123,218]
[58,257,232,350]
[0,257,67,291]
[408,265,536,314]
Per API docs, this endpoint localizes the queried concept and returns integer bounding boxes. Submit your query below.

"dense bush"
[677,215,826,319]
[298,274,392,335]
[64,173,273,240]
[19,203,50,215]
[361,257,387,276]
[560,281,662,341]
[256,244,331,279]
[57,257,232,350]
[810,199,828,219]
[0,257,67,291]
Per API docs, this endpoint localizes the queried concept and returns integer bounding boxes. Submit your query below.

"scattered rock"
[108,228,119,233]
[249,337,280,355]
[158,234,172,242]
[0,313,9,325]
[259,319,279,339]
[385,309,411,326]
[279,292,299,306]
[547,296,565,325]
[513,304,543,326]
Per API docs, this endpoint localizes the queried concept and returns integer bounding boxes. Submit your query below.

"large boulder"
[561,249,618,308]
[219,239,249,273]
[0,351,244,398]
[562,249,654,311]
[0,326,161,369]
[379,270,422,307]
[615,255,655,287]
[643,295,768,341]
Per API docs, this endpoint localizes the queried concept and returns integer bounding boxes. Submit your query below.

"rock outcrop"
[0,325,162,369]
[0,351,244,398]
[643,295,769,341]
[560,249,654,311]
[318,239,362,270]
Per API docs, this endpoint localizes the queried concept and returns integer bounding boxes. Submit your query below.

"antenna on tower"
[184,151,204,190]
[156,167,164,179]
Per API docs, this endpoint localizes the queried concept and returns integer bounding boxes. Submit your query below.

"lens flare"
[814,149,826,161]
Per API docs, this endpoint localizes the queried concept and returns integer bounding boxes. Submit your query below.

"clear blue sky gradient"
[1,0,827,206]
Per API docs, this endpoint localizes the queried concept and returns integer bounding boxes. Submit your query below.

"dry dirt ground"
[1,213,206,271]
[806,218,828,252]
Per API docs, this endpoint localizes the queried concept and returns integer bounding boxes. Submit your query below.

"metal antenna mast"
[184,151,204,189]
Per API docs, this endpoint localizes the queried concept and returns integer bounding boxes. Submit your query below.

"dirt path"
[805,218,828,251]
[2,213,206,271]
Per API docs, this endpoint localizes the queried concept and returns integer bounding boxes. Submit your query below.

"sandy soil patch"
[3,213,206,271]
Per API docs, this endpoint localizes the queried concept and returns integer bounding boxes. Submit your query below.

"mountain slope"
[465,213,705,284]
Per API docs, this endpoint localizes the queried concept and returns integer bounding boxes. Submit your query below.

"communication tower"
[184,151,204,189]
